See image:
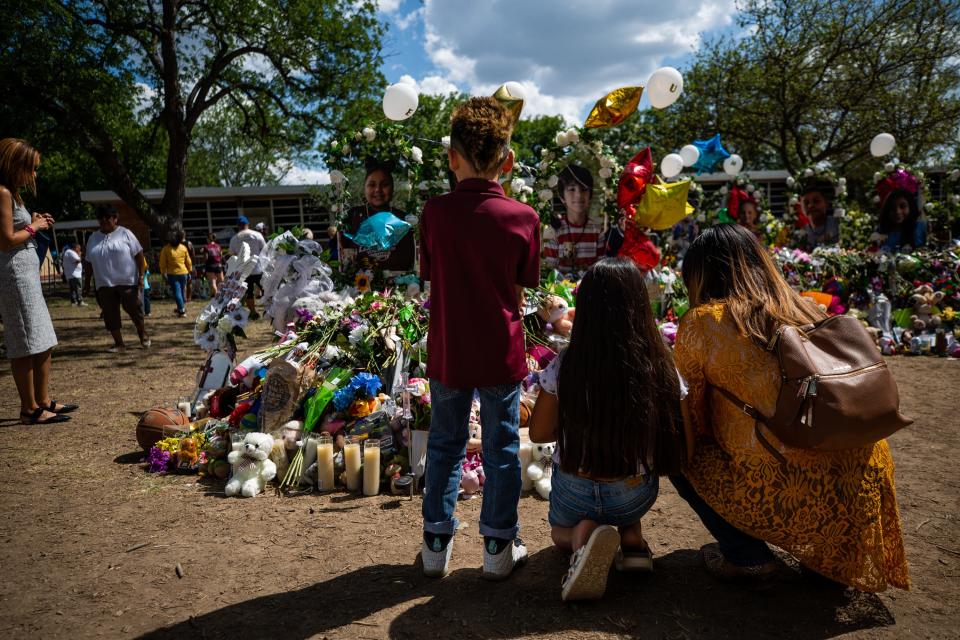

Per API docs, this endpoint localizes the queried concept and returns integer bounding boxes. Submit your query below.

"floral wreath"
[929,167,960,231]
[786,162,848,216]
[512,126,621,224]
[315,121,447,227]
[701,175,768,224]
[781,162,849,245]
[870,158,929,209]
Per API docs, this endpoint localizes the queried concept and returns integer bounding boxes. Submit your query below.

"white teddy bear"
[526,442,555,500]
[225,432,278,497]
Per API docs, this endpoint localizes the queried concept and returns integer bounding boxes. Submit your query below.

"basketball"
[136,407,190,451]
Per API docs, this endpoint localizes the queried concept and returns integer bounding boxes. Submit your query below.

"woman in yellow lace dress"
[673,225,909,592]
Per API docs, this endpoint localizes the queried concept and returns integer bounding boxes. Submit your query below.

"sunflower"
[354,270,373,293]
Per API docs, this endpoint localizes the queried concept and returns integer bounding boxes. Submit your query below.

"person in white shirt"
[83,205,150,352]
[62,242,86,306]
[228,215,266,319]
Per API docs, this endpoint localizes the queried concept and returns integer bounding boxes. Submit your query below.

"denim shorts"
[548,467,659,528]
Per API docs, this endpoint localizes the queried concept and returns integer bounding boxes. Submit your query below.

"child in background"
[62,242,86,306]
[878,188,926,252]
[529,257,686,601]
[419,97,540,580]
[141,253,152,317]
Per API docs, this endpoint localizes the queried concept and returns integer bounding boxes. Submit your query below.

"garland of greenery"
[513,126,621,223]
[314,121,447,227]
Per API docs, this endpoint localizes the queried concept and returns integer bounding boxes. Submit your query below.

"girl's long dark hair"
[878,189,920,245]
[557,257,685,477]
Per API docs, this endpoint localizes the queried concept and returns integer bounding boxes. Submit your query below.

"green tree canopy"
[1,0,386,238]
[638,0,960,184]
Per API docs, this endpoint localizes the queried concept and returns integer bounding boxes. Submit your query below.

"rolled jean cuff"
[478,522,519,540]
[423,518,459,537]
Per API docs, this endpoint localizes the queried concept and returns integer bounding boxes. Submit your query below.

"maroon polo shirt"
[421,178,541,388]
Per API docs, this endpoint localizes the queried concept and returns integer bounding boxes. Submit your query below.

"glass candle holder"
[362,438,381,496]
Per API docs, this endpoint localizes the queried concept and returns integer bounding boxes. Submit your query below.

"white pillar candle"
[316,435,335,491]
[177,401,192,419]
[362,439,381,496]
[344,440,362,491]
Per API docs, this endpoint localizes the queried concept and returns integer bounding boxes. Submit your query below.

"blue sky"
[287,0,741,183]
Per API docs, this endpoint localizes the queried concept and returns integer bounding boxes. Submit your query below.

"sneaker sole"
[562,526,620,601]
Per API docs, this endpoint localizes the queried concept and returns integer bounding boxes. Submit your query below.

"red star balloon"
[618,220,661,272]
[617,147,654,210]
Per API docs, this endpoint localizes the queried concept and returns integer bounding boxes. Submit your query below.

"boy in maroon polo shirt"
[419,97,540,579]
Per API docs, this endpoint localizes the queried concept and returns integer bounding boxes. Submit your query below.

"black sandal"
[46,400,79,414]
[20,408,71,425]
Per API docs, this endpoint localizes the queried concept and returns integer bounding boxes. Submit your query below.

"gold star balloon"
[584,86,643,128]
[492,83,524,126]
[633,177,693,230]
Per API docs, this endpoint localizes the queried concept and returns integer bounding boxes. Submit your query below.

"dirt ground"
[0,296,958,640]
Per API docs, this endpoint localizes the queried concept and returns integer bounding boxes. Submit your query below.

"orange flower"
[348,397,379,418]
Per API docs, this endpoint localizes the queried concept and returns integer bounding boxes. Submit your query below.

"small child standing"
[141,253,152,317]
[529,257,687,601]
[62,242,86,306]
[419,97,541,580]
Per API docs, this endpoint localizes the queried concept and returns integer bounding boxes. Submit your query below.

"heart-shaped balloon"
[617,147,654,209]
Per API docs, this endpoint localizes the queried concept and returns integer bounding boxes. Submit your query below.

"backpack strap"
[710,384,787,465]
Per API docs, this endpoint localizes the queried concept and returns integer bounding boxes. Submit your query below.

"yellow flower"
[354,271,371,293]
[943,307,955,322]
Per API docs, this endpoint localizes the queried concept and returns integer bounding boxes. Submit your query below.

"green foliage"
[0,0,387,234]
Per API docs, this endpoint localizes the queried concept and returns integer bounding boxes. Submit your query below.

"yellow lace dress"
[675,303,910,592]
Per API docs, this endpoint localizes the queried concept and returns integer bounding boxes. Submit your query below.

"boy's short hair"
[450,97,513,175]
[558,164,593,194]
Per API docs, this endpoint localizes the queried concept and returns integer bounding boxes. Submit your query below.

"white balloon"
[647,67,684,109]
[660,153,684,178]
[679,144,700,167]
[503,81,526,101]
[723,154,743,176]
[870,133,895,157]
[382,83,419,121]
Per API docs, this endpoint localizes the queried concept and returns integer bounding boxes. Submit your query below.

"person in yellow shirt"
[159,230,192,317]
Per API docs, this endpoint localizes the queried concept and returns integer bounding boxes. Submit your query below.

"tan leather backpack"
[714,314,912,460]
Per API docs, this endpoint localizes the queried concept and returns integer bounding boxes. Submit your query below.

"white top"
[538,350,688,471]
[229,229,266,275]
[62,248,82,279]
[85,226,143,288]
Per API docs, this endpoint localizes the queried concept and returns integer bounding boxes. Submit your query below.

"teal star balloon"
[691,134,730,174]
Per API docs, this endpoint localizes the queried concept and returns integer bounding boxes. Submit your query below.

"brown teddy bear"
[910,284,944,332]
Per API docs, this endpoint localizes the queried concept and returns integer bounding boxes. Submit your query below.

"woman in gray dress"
[0,138,77,424]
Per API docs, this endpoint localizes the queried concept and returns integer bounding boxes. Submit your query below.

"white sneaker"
[421,536,453,578]
[482,537,528,581]
[561,525,620,601]
[107,345,126,354]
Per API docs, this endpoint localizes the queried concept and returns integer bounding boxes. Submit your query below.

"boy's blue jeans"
[423,379,522,540]
[167,274,187,313]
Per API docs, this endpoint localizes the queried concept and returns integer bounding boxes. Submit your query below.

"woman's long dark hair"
[682,224,825,343]
[556,257,685,477]
[878,188,920,245]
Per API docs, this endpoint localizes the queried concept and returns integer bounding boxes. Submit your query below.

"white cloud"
[409,0,736,121]
[395,7,423,30]
[397,73,459,96]
[377,0,401,13]
[282,165,330,185]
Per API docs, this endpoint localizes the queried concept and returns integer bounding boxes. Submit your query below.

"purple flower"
[146,447,172,474]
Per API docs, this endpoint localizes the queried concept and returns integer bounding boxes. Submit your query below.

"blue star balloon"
[691,134,730,174]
